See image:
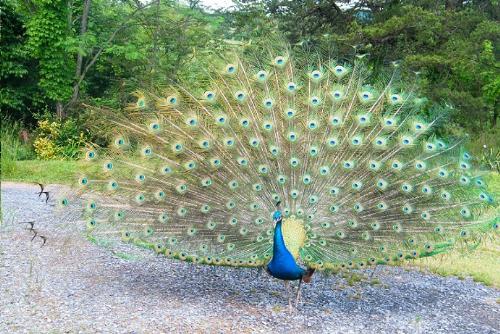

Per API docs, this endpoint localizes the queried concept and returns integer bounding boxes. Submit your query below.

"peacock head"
[272,210,282,222]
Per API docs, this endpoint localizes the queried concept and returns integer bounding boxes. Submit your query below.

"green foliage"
[24,0,74,102]
[1,118,35,176]
[3,0,225,121]
[234,0,499,135]
[32,117,89,160]
[480,146,499,173]
[0,1,49,121]
[2,0,499,170]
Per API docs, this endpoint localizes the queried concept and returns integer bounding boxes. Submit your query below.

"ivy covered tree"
[23,0,74,118]
[0,0,49,121]
[1,0,225,122]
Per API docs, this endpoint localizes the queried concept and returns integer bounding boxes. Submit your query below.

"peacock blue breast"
[267,217,305,281]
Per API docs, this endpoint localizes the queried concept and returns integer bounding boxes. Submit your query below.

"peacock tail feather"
[59,47,498,271]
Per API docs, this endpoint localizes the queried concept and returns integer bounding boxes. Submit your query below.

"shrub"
[33,117,89,160]
[1,118,35,175]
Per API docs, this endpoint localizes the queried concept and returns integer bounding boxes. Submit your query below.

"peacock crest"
[60,48,498,272]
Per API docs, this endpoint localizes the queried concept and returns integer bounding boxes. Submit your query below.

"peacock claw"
[39,236,47,247]
[19,221,35,230]
[36,183,44,197]
[31,229,38,241]
[36,183,49,203]
[40,191,50,203]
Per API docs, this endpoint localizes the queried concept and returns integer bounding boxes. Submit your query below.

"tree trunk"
[69,0,92,110]
[56,101,65,119]
[445,0,462,10]
[493,104,498,127]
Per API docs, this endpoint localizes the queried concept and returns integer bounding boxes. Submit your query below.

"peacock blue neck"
[267,217,305,281]
[272,219,287,256]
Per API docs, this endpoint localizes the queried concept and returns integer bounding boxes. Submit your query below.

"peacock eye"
[311,71,321,79]
[257,71,267,80]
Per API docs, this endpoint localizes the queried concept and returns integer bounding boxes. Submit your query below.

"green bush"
[33,116,90,160]
[1,118,35,176]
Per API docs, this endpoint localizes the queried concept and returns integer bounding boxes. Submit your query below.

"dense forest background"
[1,0,499,161]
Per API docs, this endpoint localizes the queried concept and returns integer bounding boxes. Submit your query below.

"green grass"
[2,160,89,184]
[409,172,500,287]
[485,172,500,196]
[410,239,499,287]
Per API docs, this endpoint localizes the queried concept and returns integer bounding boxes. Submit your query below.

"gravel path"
[1,182,499,334]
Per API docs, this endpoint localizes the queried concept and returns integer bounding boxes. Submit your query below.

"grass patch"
[484,172,500,196]
[409,238,500,287]
[1,118,35,176]
[408,172,499,287]
[1,160,96,184]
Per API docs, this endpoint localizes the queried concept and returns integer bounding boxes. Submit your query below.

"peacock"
[58,44,498,307]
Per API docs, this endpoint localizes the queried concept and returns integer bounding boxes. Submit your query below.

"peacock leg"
[295,278,302,307]
[284,281,292,311]
[256,267,263,278]
[370,265,378,279]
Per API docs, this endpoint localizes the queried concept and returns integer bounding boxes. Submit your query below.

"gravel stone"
[1,182,499,333]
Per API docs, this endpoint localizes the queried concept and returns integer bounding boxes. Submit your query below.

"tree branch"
[65,0,160,110]
[71,0,92,104]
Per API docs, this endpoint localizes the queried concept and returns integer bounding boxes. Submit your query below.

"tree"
[16,0,161,118]
[233,0,500,132]
[0,0,49,122]
[23,0,74,118]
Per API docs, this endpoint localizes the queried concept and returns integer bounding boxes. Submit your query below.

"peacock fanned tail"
[59,47,498,271]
